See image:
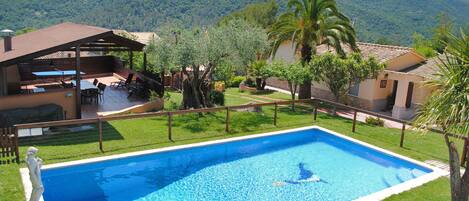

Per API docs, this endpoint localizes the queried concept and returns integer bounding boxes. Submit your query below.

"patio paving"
[81,76,147,118]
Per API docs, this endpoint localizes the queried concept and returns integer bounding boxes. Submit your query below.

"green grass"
[384,177,451,201]
[0,88,459,200]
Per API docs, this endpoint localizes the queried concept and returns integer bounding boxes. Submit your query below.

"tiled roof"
[317,42,416,62]
[400,56,440,78]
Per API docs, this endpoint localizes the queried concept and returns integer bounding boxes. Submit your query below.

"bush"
[365,116,384,127]
[243,77,256,87]
[230,76,245,87]
[214,81,225,92]
[210,91,225,106]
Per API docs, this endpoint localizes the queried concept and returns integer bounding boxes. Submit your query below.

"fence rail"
[3,97,467,166]
[0,127,19,164]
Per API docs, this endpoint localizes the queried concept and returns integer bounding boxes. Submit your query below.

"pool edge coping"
[19,125,447,201]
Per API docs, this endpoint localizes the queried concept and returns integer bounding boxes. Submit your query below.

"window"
[380,80,387,88]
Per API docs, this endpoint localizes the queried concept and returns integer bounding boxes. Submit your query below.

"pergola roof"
[0,22,145,67]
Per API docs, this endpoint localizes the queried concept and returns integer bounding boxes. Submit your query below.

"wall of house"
[0,88,77,119]
[0,67,6,96]
[5,65,21,94]
[270,41,298,62]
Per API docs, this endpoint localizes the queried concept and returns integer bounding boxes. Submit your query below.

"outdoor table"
[32,88,45,93]
[71,80,98,90]
[32,70,85,77]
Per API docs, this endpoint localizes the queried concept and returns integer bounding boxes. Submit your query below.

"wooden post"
[274,103,278,126]
[313,105,318,121]
[352,110,357,133]
[461,138,468,167]
[168,113,173,141]
[98,119,103,152]
[400,123,406,147]
[143,53,147,72]
[225,108,230,132]
[129,51,134,70]
[75,45,82,118]
[13,126,19,163]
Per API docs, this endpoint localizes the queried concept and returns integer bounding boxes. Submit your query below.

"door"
[387,80,398,110]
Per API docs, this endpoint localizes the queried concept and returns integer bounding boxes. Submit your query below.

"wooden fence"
[0,127,20,164]
[5,98,468,166]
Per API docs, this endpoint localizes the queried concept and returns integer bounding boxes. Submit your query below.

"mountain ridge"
[0,0,468,45]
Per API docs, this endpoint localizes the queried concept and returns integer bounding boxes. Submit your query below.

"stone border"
[20,126,446,201]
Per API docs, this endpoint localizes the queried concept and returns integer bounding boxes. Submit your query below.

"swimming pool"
[22,126,443,201]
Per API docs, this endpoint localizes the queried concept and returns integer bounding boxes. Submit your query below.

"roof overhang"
[0,22,145,68]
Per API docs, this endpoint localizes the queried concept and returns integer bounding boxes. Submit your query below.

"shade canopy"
[0,22,145,67]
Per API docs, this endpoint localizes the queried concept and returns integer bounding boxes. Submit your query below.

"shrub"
[214,81,225,92]
[243,77,256,87]
[230,76,245,87]
[365,116,384,127]
[210,91,225,106]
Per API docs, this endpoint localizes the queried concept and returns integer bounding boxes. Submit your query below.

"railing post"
[400,123,406,147]
[13,126,20,163]
[274,103,278,126]
[313,104,318,121]
[168,112,173,141]
[352,110,357,133]
[225,108,230,133]
[98,119,103,152]
[461,138,468,167]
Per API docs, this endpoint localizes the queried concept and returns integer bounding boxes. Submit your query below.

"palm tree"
[269,0,358,99]
[414,30,468,201]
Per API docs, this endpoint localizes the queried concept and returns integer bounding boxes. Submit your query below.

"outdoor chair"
[111,73,134,88]
[61,80,74,88]
[127,77,146,98]
[93,78,99,86]
[97,83,107,102]
[81,88,99,104]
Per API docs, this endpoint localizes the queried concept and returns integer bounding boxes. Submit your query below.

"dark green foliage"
[230,76,246,87]
[1,1,468,45]
[209,91,225,106]
[243,77,256,87]
[217,0,279,28]
[365,116,384,127]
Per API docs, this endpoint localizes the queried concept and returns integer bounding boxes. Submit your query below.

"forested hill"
[0,0,468,45]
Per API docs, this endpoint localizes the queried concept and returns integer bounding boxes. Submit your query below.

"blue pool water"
[42,128,432,201]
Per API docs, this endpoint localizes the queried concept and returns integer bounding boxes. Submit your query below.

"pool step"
[425,160,464,177]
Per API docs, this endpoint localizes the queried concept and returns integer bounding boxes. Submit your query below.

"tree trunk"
[445,135,469,201]
[255,78,263,90]
[299,43,313,99]
[288,82,296,111]
[332,95,339,115]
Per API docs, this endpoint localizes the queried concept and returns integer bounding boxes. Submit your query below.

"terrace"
[0,23,163,128]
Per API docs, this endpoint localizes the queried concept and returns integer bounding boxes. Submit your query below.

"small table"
[71,80,98,90]
[32,87,45,93]
[32,70,85,77]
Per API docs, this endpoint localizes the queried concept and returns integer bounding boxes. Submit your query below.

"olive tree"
[147,19,268,109]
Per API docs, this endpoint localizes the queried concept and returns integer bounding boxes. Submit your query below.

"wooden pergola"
[0,22,147,118]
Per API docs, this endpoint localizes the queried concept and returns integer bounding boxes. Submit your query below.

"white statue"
[26,147,44,201]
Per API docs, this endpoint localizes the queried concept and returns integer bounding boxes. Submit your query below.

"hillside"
[0,0,468,45]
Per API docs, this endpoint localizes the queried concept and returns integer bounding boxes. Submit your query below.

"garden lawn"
[0,88,458,200]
